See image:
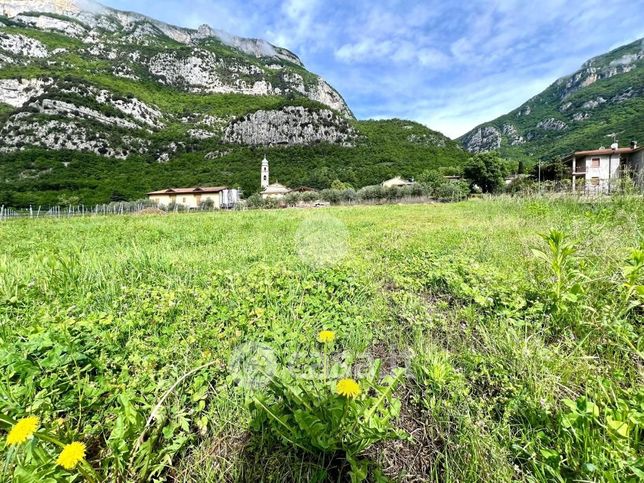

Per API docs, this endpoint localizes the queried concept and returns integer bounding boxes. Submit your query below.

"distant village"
[146,141,644,210]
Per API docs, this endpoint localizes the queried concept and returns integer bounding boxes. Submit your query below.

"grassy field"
[1,198,643,482]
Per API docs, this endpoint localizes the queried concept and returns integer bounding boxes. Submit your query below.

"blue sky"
[104,0,644,138]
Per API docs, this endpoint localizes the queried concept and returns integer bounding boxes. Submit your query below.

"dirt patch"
[366,342,411,377]
[366,386,442,482]
[172,429,250,481]
[134,207,167,216]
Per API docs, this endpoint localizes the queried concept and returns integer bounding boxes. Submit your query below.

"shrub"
[463,152,510,193]
[340,188,357,203]
[248,333,406,482]
[245,193,264,209]
[283,192,302,207]
[300,191,318,203]
[320,189,342,204]
[199,198,215,210]
[357,185,384,201]
[434,180,469,201]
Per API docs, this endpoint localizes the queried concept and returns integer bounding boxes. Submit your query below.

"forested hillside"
[460,38,644,162]
[0,1,467,206]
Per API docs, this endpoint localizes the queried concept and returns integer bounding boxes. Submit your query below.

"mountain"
[0,0,467,207]
[459,38,644,161]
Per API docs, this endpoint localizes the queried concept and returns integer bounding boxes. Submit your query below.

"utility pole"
[606,133,619,195]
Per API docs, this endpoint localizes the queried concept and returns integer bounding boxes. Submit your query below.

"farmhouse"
[147,187,239,209]
[563,141,644,193]
[382,176,415,188]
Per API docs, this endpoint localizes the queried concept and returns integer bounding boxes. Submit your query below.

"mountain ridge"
[459,37,644,161]
[0,1,468,206]
[1,0,306,67]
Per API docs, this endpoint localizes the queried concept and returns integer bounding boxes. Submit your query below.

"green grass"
[0,197,642,481]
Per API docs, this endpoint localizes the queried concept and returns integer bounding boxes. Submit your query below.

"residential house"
[381,176,414,188]
[563,141,644,193]
[147,186,239,209]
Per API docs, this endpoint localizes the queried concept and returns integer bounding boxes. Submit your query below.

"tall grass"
[0,198,642,481]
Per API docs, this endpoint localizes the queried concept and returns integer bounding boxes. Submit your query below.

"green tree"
[537,156,568,181]
[330,179,352,191]
[417,169,443,186]
[463,152,509,193]
[57,194,81,207]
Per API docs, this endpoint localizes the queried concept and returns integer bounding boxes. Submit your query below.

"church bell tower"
[261,155,269,189]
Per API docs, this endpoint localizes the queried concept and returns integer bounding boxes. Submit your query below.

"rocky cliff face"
[224,107,356,146]
[459,38,644,159]
[1,0,303,65]
[0,0,354,159]
[0,1,469,206]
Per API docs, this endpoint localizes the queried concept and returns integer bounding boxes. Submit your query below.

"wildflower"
[318,330,336,343]
[56,442,86,470]
[336,378,361,398]
[6,416,39,445]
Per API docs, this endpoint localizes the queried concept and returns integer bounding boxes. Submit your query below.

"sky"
[104,0,644,139]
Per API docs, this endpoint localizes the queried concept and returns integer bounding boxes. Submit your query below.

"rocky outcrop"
[0,113,149,158]
[148,50,272,95]
[223,107,356,146]
[460,126,501,153]
[30,98,142,130]
[460,38,643,158]
[94,90,164,128]
[536,118,567,131]
[0,78,53,107]
[0,1,353,116]
[561,48,644,99]
[14,13,88,38]
[284,72,352,116]
[502,124,525,145]
[581,97,606,109]
[1,0,303,65]
[0,33,49,58]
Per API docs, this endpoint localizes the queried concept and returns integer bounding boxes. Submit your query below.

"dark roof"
[562,146,643,163]
[147,186,227,195]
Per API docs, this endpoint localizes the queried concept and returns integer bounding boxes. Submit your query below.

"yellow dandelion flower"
[318,330,336,343]
[336,378,361,398]
[56,441,86,470]
[6,416,39,445]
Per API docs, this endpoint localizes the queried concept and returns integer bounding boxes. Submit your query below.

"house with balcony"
[563,141,644,193]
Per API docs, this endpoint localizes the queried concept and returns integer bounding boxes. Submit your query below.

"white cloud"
[101,0,644,139]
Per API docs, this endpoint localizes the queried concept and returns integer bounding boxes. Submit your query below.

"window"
[263,176,267,181]
[591,177,600,186]
[591,158,600,168]
[182,197,186,203]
